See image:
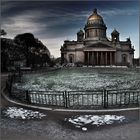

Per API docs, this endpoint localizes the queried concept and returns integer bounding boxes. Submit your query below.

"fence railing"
[106,89,140,107]
[5,74,140,109]
[8,88,140,109]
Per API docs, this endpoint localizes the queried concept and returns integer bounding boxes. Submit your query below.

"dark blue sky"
[1,0,139,58]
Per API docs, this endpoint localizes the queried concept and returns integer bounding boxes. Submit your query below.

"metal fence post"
[67,92,70,108]
[25,90,30,103]
[63,91,65,107]
[65,91,68,108]
[63,91,68,108]
[137,91,139,105]
[103,89,108,108]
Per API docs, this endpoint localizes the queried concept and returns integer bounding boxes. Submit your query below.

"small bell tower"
[77,29,84,42]
[111,29,120,42]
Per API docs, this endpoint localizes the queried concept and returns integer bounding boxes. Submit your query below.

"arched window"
[122,54,127,63]
[69,54,74,63]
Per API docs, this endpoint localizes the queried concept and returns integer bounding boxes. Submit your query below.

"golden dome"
[88,9,103,21]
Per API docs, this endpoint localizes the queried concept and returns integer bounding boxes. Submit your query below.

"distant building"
[61,9,135,66]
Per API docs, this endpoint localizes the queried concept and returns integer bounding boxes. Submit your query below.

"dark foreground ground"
[1,73,140,140]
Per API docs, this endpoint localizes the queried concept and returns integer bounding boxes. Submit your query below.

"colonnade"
[85,51,116,65]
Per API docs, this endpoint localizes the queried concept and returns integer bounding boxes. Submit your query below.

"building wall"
[65,51,84,63]
[116,50,133,65]
[62,41,134,66]
[75,51,84,63]
[86,28,106,38]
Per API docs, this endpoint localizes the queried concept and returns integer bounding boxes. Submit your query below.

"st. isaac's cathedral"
[60,9,135,66]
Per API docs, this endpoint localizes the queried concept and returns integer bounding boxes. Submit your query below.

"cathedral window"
[122,54,127,63]
[69,54,74,63]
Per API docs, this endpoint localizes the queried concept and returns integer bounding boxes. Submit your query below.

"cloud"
[100,8,139,17]
[41,35,75,58]
[2,7,87,38]
[1,10,47,38]
[1,1,139,58]
[1,1,18,13]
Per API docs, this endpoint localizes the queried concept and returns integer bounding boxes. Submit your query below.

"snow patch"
[65,115,126,130]
[3,107,46,119]
[82,127,87,131]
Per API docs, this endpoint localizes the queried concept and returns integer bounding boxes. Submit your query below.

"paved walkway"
[1,73,140,140]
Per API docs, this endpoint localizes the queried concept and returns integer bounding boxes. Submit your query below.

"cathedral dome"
[85,9,107,40]
[87,9,104,25]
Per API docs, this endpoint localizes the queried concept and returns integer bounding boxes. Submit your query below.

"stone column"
[94,52,96,65]
[105,52,107,65]
[114,52,116,65]
[89,52,91,65]
[101,52,103,65]
[85,52,87,65]
[87,52,89,66]
[98,52,100,65]
[112,52,114,65]
[90,52,92,65]
[110,52,112,65]
[91,52,94,66]
[97,52,98,65]
[94,52,95,65]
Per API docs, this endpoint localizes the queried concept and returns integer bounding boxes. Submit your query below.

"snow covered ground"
[65,115,126,131]
[2,107,46,119]
[13,68,140,91]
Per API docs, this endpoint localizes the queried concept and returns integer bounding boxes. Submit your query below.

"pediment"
[84,42,116,51]
[87,42,113,48]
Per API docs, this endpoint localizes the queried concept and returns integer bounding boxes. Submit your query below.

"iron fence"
[9,88,140,109]
[107,89,140,107]
[29,91,65,107]
[6,74,140,109]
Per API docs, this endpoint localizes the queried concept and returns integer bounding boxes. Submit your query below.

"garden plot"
[12,68,140,106]
[13,68,140,91]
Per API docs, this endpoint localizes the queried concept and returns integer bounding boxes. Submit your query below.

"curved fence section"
[106,89,140,107]
[5,73,140,109]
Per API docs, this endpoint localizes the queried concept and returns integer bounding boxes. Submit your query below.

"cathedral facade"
[61,9,134,66]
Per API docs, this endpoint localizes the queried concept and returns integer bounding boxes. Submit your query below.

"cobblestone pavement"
[1,73,140,140]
